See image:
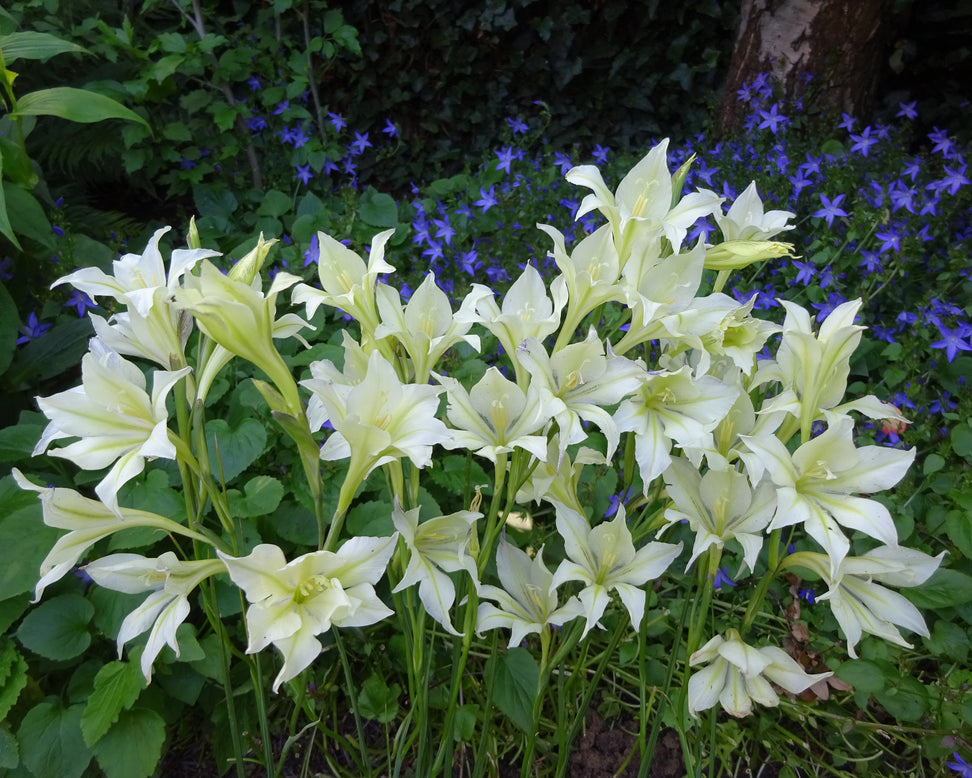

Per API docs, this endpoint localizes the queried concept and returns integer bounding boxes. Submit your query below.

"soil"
[157,709,688,777]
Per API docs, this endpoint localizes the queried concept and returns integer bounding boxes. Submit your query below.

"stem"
[333,630,372,776]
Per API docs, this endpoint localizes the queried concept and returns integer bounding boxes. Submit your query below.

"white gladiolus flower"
[688,629,832,718]
[33,338,190,517]
[218,537,397,692]
[84,552,224,682]
[476,534,585,647]
[551,503,681,637]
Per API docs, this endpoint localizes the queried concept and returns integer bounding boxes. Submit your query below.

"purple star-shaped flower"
[812,193,848,227]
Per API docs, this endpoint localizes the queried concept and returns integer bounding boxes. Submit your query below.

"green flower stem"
[741,528,786,638]
[554,618,628,778]
[333,628,373,777]
[471,631,500,778]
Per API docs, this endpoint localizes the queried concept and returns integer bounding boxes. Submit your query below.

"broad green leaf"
[0,725,17,769]
[356,674,400,723]
[1,181,51,248]
[228,475,284,518]
[358,186,398,227]
[16,593,94,661]
[488,647,539,734]
[0,502,59,601]
[0,636,28,721]
[0,135,36,187]
[259,189,293,218]
[205,417,267,484]
[874,676,929,722]
[922,453,945,476]
[946,509,972,559]
[81,661,146,746]
[17,700,91,778]
[91,708,165,778]
[0,32,87,63]
[6,316,92,388]
[346,499,395,537]
[903,568,972,609]
[923,619,970,663]
[952,423,972,461]
[834,659,886,693]
[11,86,149,130]
[0,147,19,249]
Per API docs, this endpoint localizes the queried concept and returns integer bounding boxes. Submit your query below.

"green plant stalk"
[520,625,552,778]
[554,618,628,778]
[471,631,500,778]
[333,629,372,777]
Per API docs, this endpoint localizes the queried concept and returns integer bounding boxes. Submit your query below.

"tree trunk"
[718,0,895,132]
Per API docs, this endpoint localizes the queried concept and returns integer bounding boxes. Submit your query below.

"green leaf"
[17,700,91,778]
[11,87,149,130]
[81,661,146,747]
[356,674,400,723]
[0,725,17,769]
[488,647,539,734]
[2,181,51,248]
[91,707,165,778]
[0,31,87,63]
[16,594,94,660]
[874,676,928,722]
[205,417,268,484]
[0,636,28,721]
[834,659,886,693]
[0,148,19,249]
[923,619,970,663]
[259,189,293,218]
[228,475,284,518]
[946,509,972,559]
[903,568,972,609]
[952,423,972,461]
[358,186,398,227]
[346,500,395,537]
[0,501,59,601]
[922,453,945,476]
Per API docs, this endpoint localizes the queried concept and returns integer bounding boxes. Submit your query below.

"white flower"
[435,366,552,464]
[551,503,681,637]
[661,458,776,574]
[12,469,210,602]
[476,534,585,647]
[516,330,644,461]
[218,537,397,692]
[307,349,450,513]
[714,181,794,242]
[374,273,480,382]
[614,365,738,486]
[391,500,481,635]
[786,546,945,658]
[688,629,832,718]
[739,416,915,574]
[33,338,190,517]
[52,226,219,317]
[84,552,224,682]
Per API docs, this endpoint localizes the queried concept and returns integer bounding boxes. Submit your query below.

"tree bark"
[718,0,895,132]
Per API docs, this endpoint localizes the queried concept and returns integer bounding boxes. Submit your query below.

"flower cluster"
[20,141,939,725]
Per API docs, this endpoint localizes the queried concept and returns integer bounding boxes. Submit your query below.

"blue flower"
[812,193,848,227]
[839,113,856,132]
[64,290,97,317]
[16,312,50,344]
[849,126,878,157]
[874,227,901,254]
[272,100,290,115]
[474,186,498,213]
[294,164,313,185]
[592,144,610,165]
[798,588,816,604]
[382,118,398,137]
[495,146,516,174]
[929,127,955,157]
[896,101,917,119]
[553,152,573,175]
[506,116,529,135]
[328,112,346,131]
[303,234,320,266]
[947,752,972,778]
[758,104,787,134]
[349,131,372,155]
[930,325,972,362]
[713,567,737,590]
